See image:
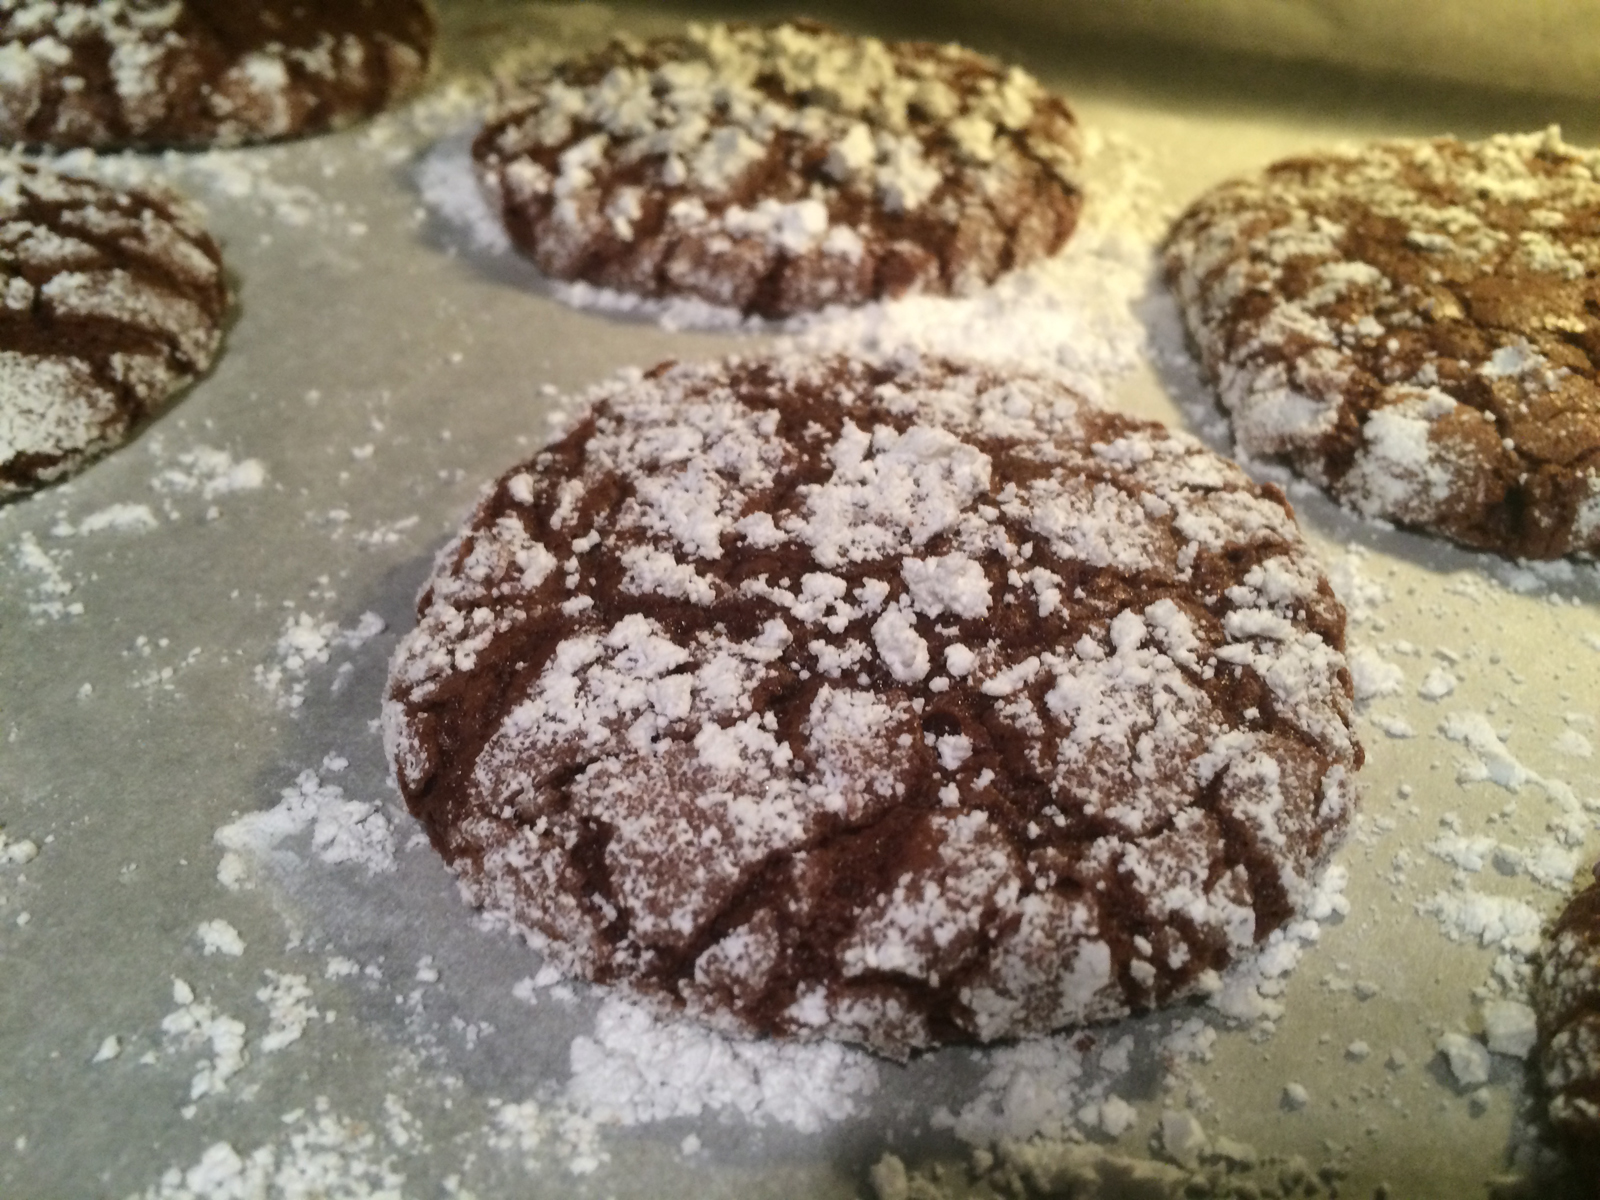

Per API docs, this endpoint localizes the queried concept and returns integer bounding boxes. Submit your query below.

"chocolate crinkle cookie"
[0,0,435,149]
[1164,128,1600,560]
[383,352,1361,1056]
[1535,862,1600,1163]
[472,21,1083,319]
[0,158,227,495]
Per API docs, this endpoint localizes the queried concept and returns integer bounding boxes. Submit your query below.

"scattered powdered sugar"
[128,1099,405,1200]
[1324,548,1390,626]
[257,972,319,1054]
[149,443,268,502]
[11,530,82,620]
[1348,645,1405,704]
[1418,666,1458,700]
[1438,710,1587,806]
[214,767,396,891]
[484,1098,608,1179]
[0,827,39,864]
[254,611,385,710]
[1422,888,1546,958]
[1437,1031,1492,1089]
[565,995,880,1134]
[161,978,248,1105]
[92,1035,123,1065]
[52,502,160,537]
[931,1029,1136,1144]
[1367,712,1415,738]
[195,919,244,958]
[477,987,880,1178]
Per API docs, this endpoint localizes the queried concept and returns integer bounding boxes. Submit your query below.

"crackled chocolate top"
[472,21,1082,319]
[1164,129,1600,560]
[0,159,227,494]
[0,0,435,149]
[383,353,1360,1056]
[1536,864,1600,1154]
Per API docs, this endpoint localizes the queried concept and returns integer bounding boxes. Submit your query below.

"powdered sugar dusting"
[385,352,1358,1057]
[254,611,385,710]
[128,1100,406,1200]
[471,22,1082,321]
[214,767,396,891]
[1165,130,1600,558]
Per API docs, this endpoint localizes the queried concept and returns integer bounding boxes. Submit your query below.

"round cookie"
[1535,862,1600,1166]
[383,353,1361,1056]
[0,159,228,495]
[472,21,1083,319]
[0,0,436,149]
[1163,129,1600,560]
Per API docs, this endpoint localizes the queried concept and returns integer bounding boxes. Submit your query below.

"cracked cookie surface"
[1164,129,1600,560]
[473,21,1082,319]
[383,353,1360,1056]
[0,0,435,149]
[0,159,227,494]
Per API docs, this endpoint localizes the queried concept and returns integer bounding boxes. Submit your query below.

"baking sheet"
[3,4,1600,1198]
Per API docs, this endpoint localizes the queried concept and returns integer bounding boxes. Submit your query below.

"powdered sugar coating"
[1164,129,1600,559]
[472,21,1082,319]
[1535,866,1600,1159]
[383,353,1360,1056]
[0,0,435,149]
[0,157,226,493]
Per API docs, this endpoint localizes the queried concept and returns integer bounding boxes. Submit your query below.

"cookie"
[383,353,1360,1056]
[472,21,1083,319]
[1535,862,1600,1161]
[1163,129,1600,560]
[0,0,436,149]
[0,159,228,495]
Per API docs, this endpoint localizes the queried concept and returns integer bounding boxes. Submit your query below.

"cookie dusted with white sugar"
[472,21,1083,319]
[0,0,435,149]
[1164,129,1600,560]
[383,353,1361,1057]
[1535,863,1600,1167]
[0,159,227,494]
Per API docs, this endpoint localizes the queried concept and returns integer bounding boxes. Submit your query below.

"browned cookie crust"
[1536,865,1600,1159]
[472,22,1083,319]
[1163,130,1600,560]
[383,353,1361,1056]
[0,159,227,494]
[0,0,435,149]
